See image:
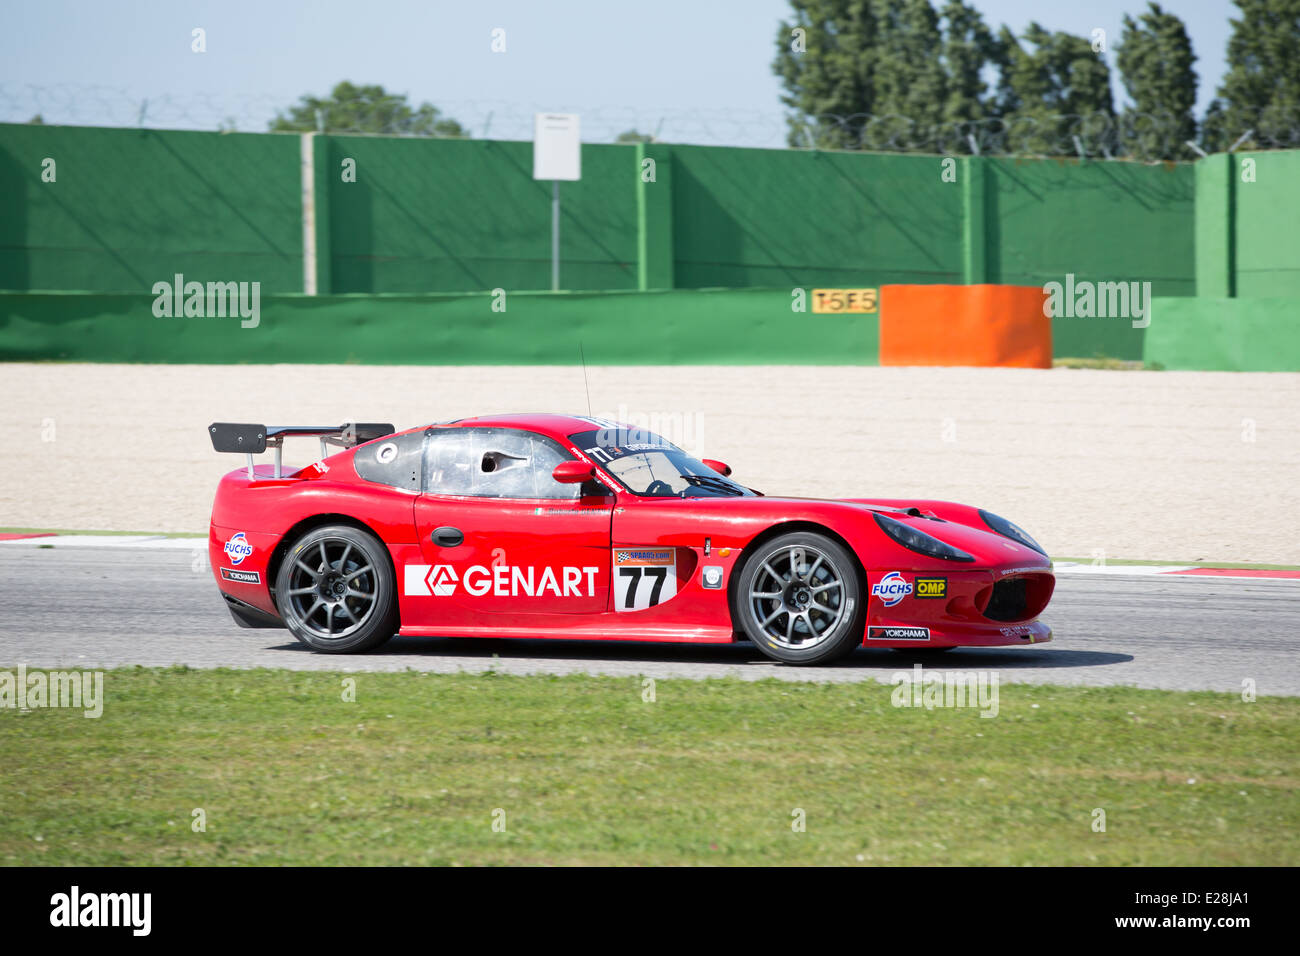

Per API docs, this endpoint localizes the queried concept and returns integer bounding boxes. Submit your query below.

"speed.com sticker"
[613,549,676,611]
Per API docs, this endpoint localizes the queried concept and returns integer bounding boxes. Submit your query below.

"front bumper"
[863,568,1054,648]
[864,619,1052,647]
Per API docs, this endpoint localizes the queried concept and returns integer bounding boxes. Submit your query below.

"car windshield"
[569,426,752,498]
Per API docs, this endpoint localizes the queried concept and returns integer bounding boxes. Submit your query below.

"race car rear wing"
[208,422,395,480]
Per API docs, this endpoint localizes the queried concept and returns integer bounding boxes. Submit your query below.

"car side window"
[423,427,580,500]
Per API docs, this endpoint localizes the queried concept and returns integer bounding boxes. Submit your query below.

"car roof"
[423,413,607,443]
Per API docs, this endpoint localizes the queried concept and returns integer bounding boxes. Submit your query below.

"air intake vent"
[984,577,1027,621]
[982,572,1055,623]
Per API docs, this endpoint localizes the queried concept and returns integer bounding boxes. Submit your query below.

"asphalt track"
[1,545,1298,695]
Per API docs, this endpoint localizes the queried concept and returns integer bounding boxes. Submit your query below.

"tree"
[773,0,1120,156]
[995,22,1113,156]
[615,130,655,143]
[937,0,1004,151]
[1116,3,1198,160]
[1202,0,1300,152]
[773,0,879,149]
[270,82,467,137]
[773,0,1004,153]
[867,0,947,150]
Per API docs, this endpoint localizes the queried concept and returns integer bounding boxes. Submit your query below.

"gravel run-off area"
[1,363,1297,564]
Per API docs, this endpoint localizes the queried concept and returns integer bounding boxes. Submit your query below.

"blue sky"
[0,0,1236,145]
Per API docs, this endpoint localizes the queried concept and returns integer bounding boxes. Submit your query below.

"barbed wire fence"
[3,83,1294,160]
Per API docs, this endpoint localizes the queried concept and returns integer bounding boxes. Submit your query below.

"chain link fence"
[4,83,1294,159]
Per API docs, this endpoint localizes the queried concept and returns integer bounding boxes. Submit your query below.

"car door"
[409,427,614,622]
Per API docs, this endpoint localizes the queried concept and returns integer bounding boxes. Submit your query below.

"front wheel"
[274,524,398,653]
[734,531,864,664]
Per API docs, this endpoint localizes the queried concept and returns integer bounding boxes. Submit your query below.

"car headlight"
[873,512,974,562]
[978,509,1047,556]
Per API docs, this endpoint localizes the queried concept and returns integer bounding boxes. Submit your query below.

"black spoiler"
[208,422,395,479]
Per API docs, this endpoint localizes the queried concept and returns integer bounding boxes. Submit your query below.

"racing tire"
[274,524,398,653]
[734,531,865,665]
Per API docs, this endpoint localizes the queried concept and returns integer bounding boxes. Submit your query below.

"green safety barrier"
[0,288,879,365]
[1145,296,1300,371]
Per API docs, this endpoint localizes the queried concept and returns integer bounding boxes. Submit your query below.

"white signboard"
[533,113,581,181]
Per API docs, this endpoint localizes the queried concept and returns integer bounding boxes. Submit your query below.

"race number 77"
[619,566,668,608]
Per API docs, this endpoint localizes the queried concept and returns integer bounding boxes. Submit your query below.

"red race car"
[207,414,1053,665]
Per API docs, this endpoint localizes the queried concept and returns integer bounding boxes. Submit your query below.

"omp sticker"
[915,577,947,598]
[614,548,677,611]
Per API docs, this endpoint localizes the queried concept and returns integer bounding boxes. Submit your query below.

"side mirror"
[702,458,732,477]
[553,460,598,484]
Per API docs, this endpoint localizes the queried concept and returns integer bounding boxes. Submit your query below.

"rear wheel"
[735,531,864,664]
[274,524,397,653]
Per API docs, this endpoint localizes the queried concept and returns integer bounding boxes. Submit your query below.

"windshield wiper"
[679,473,745,496]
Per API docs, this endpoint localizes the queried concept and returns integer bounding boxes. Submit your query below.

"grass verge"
[1053,557,1300,572]
[0,527,205,538]
[1053,357,1152,370]
[1,667,1296,865]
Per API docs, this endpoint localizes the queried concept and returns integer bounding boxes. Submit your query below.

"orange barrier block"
[879,284,1051,368]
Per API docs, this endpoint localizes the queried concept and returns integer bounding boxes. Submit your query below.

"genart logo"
[405,563,598,598]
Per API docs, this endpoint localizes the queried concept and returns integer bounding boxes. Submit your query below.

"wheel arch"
[267,513,398,622]
[726,520,868,636]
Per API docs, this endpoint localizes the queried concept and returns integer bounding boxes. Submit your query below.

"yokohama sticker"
[867,626,929,641]
[219,567,261,584]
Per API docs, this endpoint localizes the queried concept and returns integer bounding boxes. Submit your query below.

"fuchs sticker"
[700,565,725,589]
[868,626,929,641]
[915,577,947,598]
[870,571,912,606]
[614,548,677,611]
[405,563,598,598]
[219,567,261,585]
[223,532,253,566]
